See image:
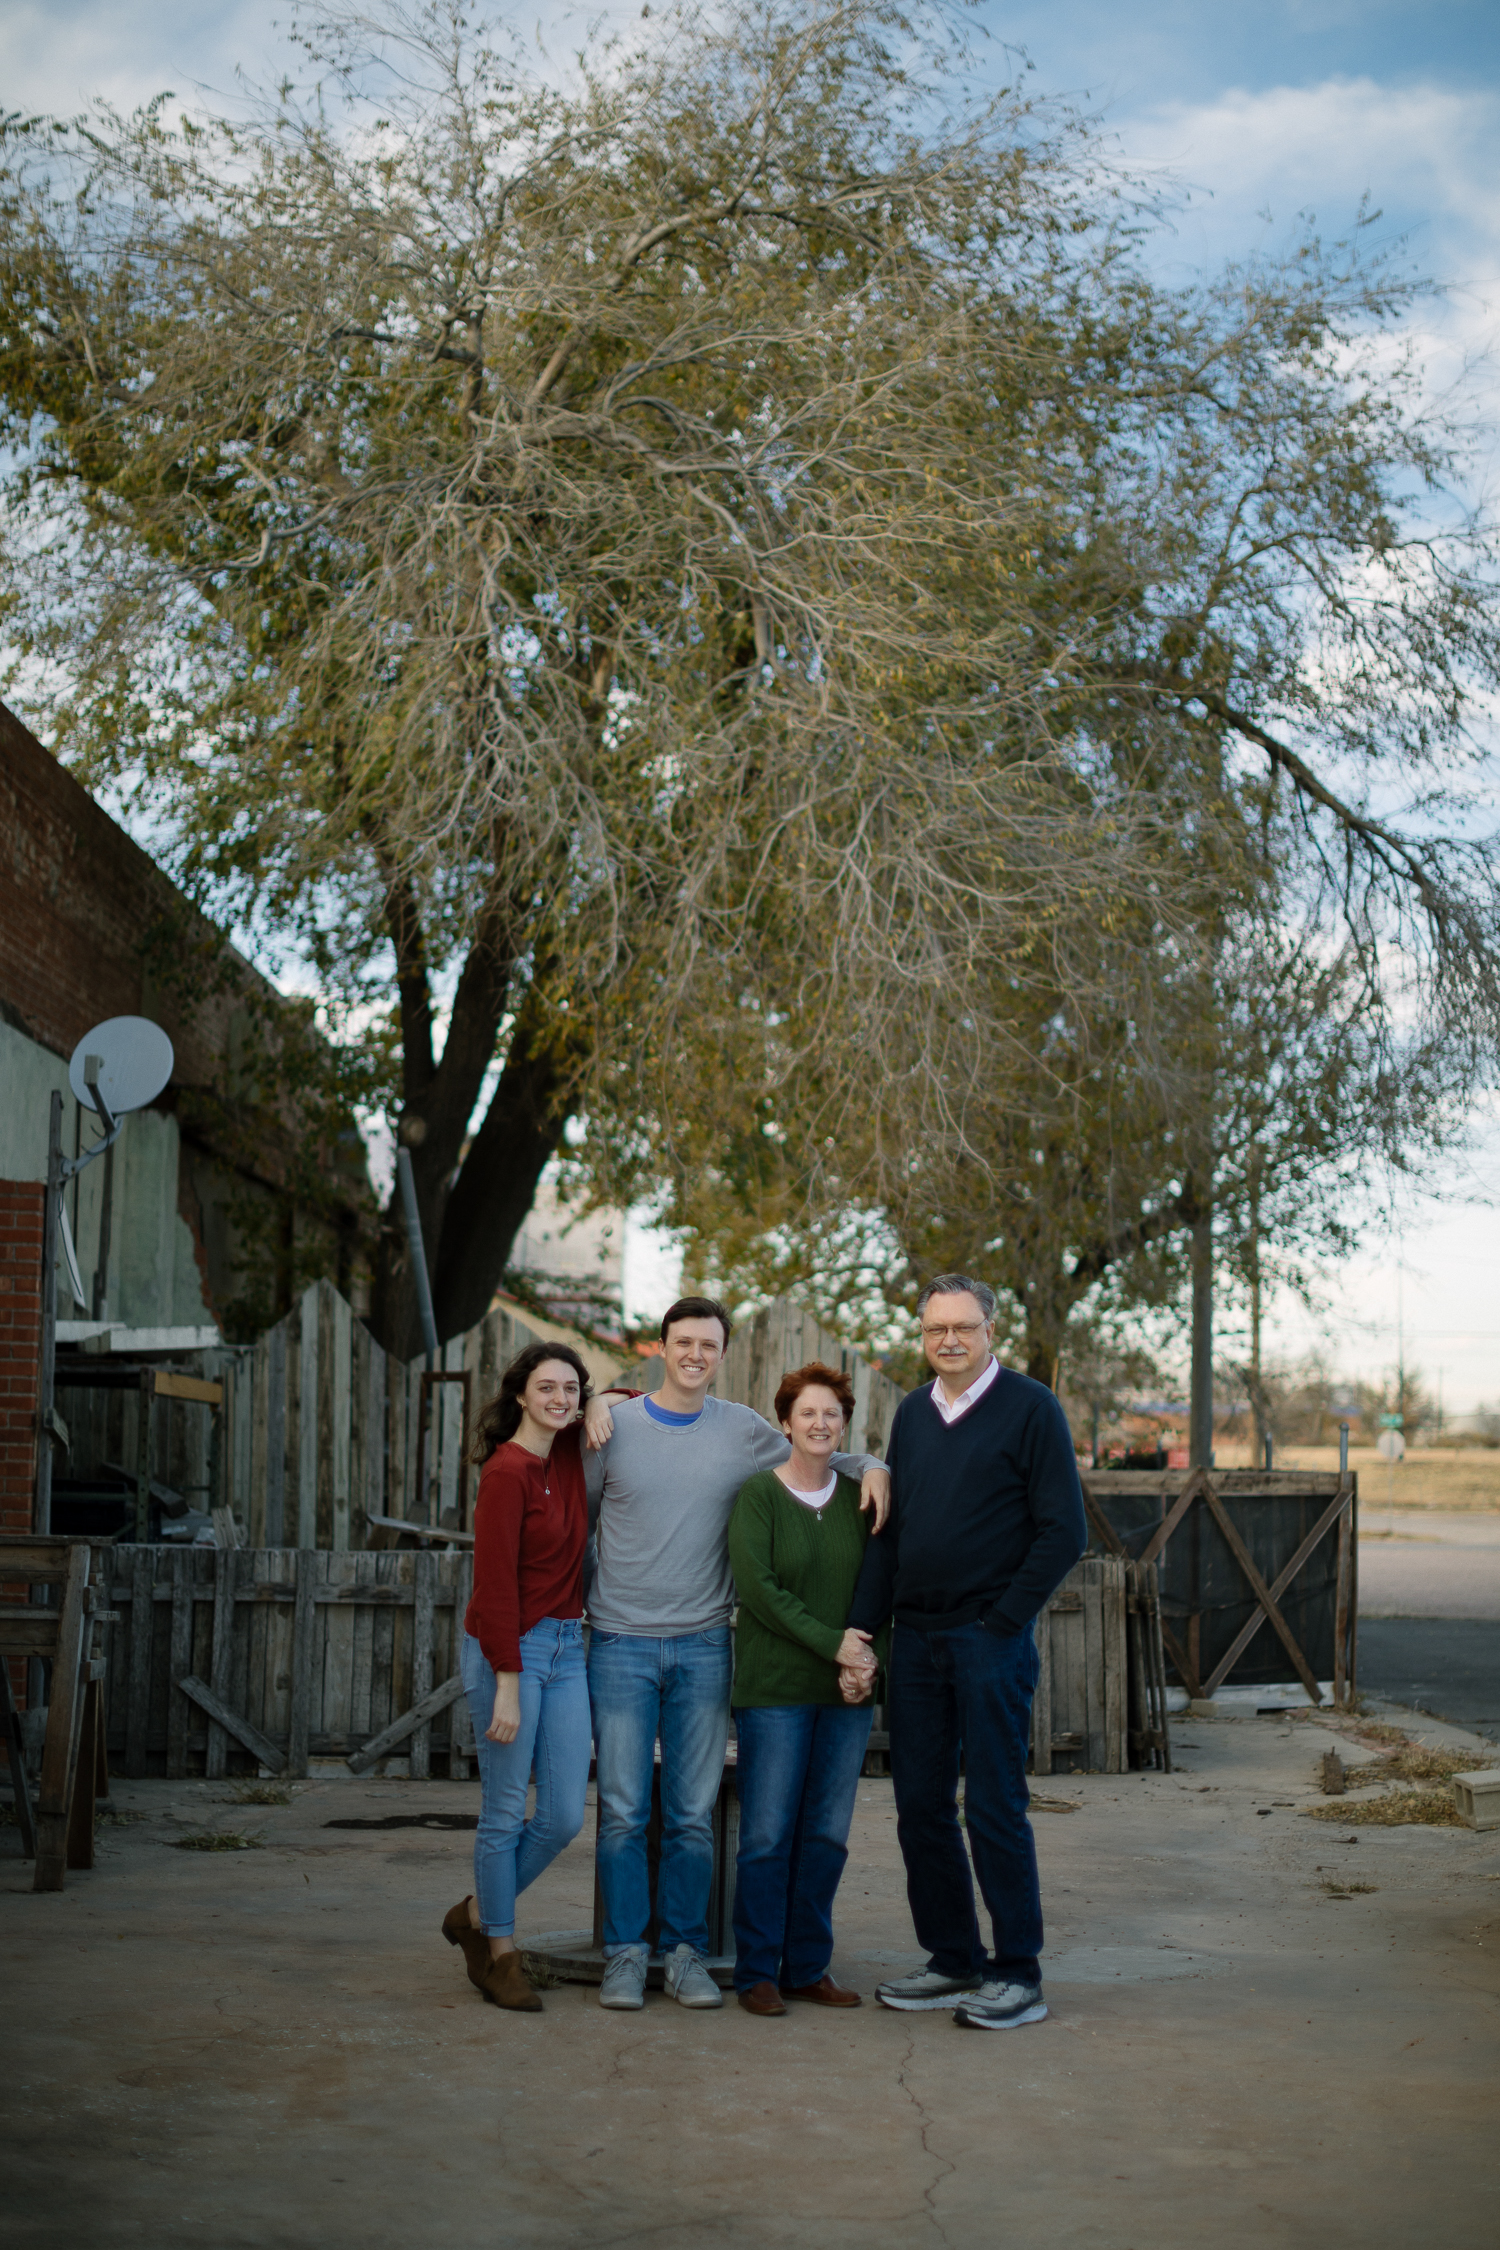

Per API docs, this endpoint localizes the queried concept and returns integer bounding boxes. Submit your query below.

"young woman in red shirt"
[443,1342,594,2011]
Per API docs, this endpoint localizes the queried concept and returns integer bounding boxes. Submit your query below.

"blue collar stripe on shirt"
[643,1396,704,1427]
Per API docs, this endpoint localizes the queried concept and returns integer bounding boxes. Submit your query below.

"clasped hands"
[835,1628,878,1706]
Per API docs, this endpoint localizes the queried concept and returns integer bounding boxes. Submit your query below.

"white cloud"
[1119,75,1500,279]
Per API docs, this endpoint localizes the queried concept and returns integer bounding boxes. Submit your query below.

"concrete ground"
[5,1704,1498,2250]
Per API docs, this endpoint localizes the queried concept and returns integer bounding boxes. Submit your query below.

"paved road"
[1358,1618,1500,1741]
[1358,1509,1500,1620]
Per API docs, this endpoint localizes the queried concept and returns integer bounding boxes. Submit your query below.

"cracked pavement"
[4,1700,1497,2248]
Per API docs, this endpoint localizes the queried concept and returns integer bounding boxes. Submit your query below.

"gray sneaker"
[953,1980,1048,2030]
[599,1945,649,2010]
[875,1967,984,2011]
[663,1943,724,2008]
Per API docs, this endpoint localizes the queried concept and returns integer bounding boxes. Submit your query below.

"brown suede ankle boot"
[442,1896,490,1991]
[480,1949,543,2012]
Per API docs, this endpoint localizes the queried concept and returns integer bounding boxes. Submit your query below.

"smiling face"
[920,1290,993,1392]
[660,1316,726,1402]
[520,1358,582,1437]
[780,1384,847,1467]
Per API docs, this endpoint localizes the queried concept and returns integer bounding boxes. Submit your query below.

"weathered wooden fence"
[717,1301,906,1460]
[89,1542,477,1780]
[197,1285,906,1551]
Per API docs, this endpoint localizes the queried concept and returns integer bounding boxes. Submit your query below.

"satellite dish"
[68,1017,174,1116]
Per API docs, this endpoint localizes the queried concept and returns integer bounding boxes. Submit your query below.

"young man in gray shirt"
[582,1296,889,2011]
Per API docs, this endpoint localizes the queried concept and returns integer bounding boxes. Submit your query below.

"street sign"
[1376,1428,1406,1463]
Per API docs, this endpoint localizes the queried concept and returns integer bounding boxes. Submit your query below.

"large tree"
[605,228,1500,1378]
[0,0,1192,1355]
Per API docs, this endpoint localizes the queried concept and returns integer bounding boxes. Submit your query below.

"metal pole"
[1189,1206,1214,1469]
[91,1135,115,1321]
[33,1092,63,1537]
[396,1149,440,1362]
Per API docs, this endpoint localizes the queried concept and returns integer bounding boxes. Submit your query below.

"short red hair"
[773,1360,855,1428]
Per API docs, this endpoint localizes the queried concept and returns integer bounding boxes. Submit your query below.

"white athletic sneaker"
[875,1967,984,2012]
[663,1943,724,2008]
[599,1945,649,2009]
[952,1980,1048,2030]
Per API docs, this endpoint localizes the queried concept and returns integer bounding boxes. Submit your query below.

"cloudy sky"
[7,0,1500,1399]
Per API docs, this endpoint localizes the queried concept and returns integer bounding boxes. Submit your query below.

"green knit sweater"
[728,1470,883,1708]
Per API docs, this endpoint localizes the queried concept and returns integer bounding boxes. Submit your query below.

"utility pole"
[1246,1146,1265,1466]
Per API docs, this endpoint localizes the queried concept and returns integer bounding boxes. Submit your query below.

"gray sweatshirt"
[584,1394,877,1637]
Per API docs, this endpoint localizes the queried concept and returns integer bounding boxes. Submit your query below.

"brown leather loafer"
[480,1950,544,2012]
[737,1980,787,2016]
[780,1974,861,2007]
[442,1895,490,1991]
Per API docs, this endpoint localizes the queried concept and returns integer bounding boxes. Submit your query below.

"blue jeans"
[588,1626,732,1956]
[461,1621,591,1938]
[888,1619,1043,1984]
[731,1702,873,1991]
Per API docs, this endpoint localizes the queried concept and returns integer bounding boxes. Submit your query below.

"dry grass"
[1347,1747,1494,1785]
[227,1782,291,1806]
[1305,1789,1463,1827]
[1218,1446,1500,1512]
[1318,1878,1379,1896]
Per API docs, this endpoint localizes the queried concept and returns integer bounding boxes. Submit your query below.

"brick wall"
[0,1178,43,1535]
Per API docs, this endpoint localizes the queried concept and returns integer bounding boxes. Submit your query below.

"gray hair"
[915,1274,997,1323]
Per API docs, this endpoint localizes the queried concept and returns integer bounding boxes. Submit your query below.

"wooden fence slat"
[330,1287,353,1550]
[268,1316,288,1548]
[409,1550,436,1780]
[204,1546,235,1779]
[1103,1555,1126,1774]
[165,1549,194,1779]
[297,1285,319,1549]
[125,1548,152,1778]
[1031,1603,1053,1777]
[288,1558,316,1777]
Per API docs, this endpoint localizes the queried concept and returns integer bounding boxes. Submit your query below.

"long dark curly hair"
[471,1342,594,1463]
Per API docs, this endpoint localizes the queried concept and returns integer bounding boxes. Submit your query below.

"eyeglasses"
[920,1321,989,1341]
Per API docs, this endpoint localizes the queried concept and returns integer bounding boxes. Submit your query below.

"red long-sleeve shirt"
[463,1423,587,1674]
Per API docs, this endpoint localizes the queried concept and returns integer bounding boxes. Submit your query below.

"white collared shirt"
[930,1354,1000,1426]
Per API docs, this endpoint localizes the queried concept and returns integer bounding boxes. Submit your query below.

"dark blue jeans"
[888,1619,1042,1984]
[731,1701,873,1991]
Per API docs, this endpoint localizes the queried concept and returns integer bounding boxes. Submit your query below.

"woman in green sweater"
[727,1361,883,2016]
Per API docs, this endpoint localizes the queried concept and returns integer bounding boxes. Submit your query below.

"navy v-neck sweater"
[847,1368,1087,1640]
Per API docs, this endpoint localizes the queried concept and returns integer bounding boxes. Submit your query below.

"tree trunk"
[370,1010,577,1360]
[1025,1334,1061,1391]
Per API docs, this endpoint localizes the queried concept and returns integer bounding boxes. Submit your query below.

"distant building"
[505,1164,627,1341]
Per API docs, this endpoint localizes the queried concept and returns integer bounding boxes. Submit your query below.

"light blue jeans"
[461,1620,591,1938]
[587,1626,732,1957]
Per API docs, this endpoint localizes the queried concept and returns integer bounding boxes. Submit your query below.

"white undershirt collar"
[777,1469,838,1511]
[930,1354,1000,1426]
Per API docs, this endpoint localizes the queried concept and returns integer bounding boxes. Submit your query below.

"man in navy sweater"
[843,1274,1086,2029]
